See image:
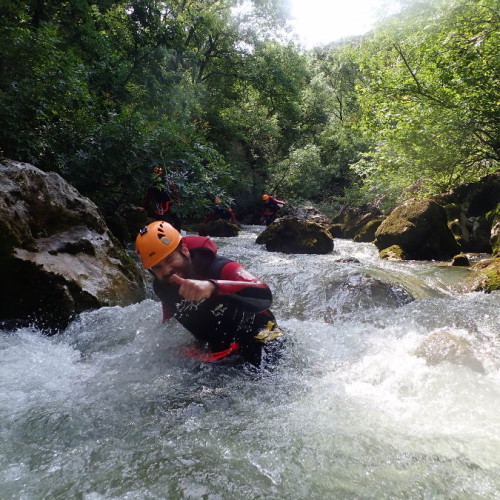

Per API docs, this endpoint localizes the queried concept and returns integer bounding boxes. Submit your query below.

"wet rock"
[331,206,383,239]
[327,223,344,238]
[353,218,384,243]
[415,331,484,373]
[489,203,500,257]
[374,198,460,260]
[333,257,361,264]
[195,219,239,237]
[0,159,145,331]
[380,245,408,261]
[318,273,414,321]
[256,216,333,254]
[285,205,332,225]
[451,254,470,266]
[463,257,500,293]
[432,172,500,253]
[105,204,148,245]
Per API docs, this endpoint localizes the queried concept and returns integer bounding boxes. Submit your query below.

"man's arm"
[213,261,272,312]
[165,262,272,313]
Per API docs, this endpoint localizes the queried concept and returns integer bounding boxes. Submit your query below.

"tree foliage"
[354,0,500,205]
[1,0,498,218]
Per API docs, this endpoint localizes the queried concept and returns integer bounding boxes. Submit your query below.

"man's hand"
[169,274,216,301]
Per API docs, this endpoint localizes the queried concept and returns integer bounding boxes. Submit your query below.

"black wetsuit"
[152,236,283,366]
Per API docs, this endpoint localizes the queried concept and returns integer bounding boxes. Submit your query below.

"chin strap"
[183,342,240,362]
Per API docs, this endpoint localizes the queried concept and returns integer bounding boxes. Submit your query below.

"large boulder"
[256,216,334,254]
[330,205,383,239]
[194,219,239,237]
[353,218,384,243]
[374,198,460,260]
[489,203,500,257]
[433,172,500,253]
[0,159,145,331]
[104,203,148,245]
[285,205,332,225]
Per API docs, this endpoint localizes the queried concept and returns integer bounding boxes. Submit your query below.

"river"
[1,225,500,499]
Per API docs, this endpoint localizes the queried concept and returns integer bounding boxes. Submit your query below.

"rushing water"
[1,226,500,499]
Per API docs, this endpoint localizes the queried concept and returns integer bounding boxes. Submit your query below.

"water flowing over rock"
[0,159,145,331]
[374,199,460,260]
[256,216,334,254]
[415,331,484,373]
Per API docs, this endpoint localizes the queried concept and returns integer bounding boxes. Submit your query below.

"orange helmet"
[262,194,270,201]
[135,221,182,269]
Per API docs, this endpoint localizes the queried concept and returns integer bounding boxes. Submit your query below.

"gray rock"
[256,216,334,254]
[0,159,145,331]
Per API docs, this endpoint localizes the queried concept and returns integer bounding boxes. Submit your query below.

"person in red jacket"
[142,166,181,230]
[261,194,286,225]
[135,221,285,367]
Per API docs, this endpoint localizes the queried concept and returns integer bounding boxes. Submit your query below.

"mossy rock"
[353,218,383,243]
[196,220,239,237]
[451,253,470,266]
[256,216,333,254]
[468,258,500,292]
[379,245,408,260]
[487,202,500,257]
[374,198,460,260]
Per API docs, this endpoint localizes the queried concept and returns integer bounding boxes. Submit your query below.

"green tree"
[354,0,500,203]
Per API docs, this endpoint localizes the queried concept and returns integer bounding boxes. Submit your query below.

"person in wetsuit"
[135,221,285,367]
[142,167,181,230]
[204,197,238,224]
[261,194,285,226]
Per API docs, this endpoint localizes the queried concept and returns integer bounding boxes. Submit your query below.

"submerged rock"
[296,273,414,322]
[415,331,484,373]
[0,159,145,331]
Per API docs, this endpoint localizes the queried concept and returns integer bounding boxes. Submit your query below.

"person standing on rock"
[261,194,285,226]
[135,221,286,367]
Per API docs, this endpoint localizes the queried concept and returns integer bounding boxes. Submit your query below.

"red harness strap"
[155,200,172,215]
[183,342,240,362]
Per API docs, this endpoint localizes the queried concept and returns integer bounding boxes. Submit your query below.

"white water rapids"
[1,225,500,499]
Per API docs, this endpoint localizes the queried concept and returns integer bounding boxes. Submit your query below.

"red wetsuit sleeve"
[212,261,272,313]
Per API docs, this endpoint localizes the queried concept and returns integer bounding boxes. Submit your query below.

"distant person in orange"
[261,194,285,225]
[205,197,237,224]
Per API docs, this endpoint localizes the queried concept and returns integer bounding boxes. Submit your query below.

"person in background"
[142,166,181,230]
[261,194,286,226]
[135,221,286,368]
[205,197,238,224]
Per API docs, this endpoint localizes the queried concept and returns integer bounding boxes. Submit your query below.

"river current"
[1,225,500,499]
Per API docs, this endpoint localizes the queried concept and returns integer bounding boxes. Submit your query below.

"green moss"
[380,245,408,260]
[471,258,500,292]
